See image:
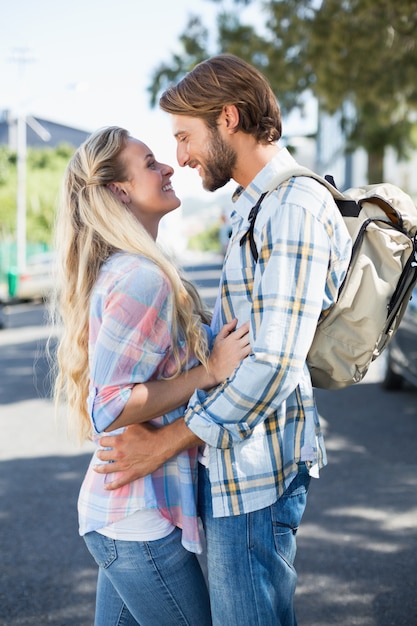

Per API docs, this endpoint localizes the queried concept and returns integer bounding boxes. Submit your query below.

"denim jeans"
[198,462,311,626]
[83,526,212,626]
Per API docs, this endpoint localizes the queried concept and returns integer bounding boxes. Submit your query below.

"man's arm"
[95,418,201,490]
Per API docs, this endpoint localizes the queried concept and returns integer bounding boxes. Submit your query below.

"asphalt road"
[0,254,416,626]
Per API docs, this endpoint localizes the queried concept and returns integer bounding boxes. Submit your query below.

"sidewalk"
[0,281,7,301]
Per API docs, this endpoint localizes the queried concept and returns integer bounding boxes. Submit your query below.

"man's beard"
[201,128,237,192]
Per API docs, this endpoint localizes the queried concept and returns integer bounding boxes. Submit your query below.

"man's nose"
[176,144,188,167]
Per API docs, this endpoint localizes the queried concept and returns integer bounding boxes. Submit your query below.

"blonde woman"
[53,126,250,626]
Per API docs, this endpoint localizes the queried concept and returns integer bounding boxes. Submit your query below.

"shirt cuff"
[185,388,232,449]
[89,386,132,434]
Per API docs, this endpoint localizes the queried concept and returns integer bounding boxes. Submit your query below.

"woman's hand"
[207,319,251,386]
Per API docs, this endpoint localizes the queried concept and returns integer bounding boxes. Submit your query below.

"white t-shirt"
[97,508,175,541]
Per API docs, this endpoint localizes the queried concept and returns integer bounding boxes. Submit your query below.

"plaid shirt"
[185,148,352,518]
[78,252,204,553]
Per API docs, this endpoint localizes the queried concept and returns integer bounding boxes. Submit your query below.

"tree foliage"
[309,0,417,180]
[148,0,417,182]
[0,143,74,244]
[148,16,211,107]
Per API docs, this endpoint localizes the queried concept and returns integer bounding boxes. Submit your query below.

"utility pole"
[16,114,27,274]
[9,48,34,274]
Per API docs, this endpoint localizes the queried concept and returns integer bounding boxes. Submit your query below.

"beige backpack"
[240,166,417,390]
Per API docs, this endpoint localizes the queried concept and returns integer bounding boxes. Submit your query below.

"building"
[289,102,417,202]
[0,110,91,294]
[0,109,90,149]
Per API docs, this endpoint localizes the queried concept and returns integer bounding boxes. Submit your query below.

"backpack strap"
[324,175,361,217]
[239,192,268,261]
[264,165,361,216]
[239,165,361,262]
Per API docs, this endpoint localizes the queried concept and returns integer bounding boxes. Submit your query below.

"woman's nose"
[161,162,174,176]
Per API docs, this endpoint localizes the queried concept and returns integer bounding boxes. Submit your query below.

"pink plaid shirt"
[78,252,206,553]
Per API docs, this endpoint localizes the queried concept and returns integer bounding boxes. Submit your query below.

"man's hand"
[94,419,201,490]
[94,423,162,489]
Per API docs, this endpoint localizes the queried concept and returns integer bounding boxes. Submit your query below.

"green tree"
[309,0,417,182]
[148,0,417,183]
[0,143,74,246]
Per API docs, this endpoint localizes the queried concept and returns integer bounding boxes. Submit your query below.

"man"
[95,54,352,625]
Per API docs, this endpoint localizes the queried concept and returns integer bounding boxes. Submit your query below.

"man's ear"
[222,104,240,132]
[107,182,129,203]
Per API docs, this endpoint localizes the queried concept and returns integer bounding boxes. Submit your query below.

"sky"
[0,0,237,203]
[1,0,316,210]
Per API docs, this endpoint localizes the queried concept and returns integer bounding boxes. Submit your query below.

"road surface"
[1,253,416,625]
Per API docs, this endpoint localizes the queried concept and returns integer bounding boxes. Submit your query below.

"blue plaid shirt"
[184,148,352,518]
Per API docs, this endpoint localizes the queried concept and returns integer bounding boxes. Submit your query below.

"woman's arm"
[105,319,250,431]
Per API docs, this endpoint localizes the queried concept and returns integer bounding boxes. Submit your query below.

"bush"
[188,224,221,252]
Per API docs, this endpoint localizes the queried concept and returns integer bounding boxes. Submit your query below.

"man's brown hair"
[159,54,282,144]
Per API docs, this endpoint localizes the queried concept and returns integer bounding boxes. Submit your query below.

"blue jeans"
[83,526,212,626]
[198,463,311,626]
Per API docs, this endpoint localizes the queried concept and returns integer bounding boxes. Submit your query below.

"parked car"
[382,285,417,390]
[15,252,56,302]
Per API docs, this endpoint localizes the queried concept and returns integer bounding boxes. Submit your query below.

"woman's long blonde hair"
[52,126,211,442]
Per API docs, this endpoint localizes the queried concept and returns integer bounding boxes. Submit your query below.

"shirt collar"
[231,146,299,221]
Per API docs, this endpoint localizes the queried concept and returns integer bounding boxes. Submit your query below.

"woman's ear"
[107,182,129,203]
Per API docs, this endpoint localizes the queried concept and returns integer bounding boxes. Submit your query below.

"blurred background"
[1,1,417,624]
[2,0,417,295]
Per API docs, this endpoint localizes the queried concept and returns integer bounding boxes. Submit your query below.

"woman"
[53,126,250,625]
